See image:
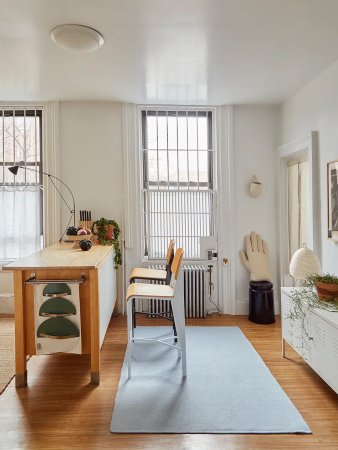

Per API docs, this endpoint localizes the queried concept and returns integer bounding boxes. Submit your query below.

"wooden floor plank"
[0,315,337,450]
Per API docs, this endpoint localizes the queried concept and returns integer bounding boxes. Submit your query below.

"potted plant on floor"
[92,218,122,269]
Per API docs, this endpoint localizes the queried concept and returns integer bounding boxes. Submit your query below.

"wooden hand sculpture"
[239,231,272,282]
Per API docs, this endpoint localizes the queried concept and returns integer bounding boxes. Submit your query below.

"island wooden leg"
[89,269,100,385]
[14,271,27,387]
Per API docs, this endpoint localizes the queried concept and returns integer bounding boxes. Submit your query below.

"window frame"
[141,109,214,191]
[0,109,43,186]
[140,106,217,260]
[0,107,44,258]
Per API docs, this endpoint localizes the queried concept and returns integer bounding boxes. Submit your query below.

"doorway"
[277,132,320,287]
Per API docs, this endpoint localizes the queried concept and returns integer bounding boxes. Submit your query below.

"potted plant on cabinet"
[308,273,338,301]
[286,273,338,354]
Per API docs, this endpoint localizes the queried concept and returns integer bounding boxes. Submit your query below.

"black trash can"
[249,281,275,324]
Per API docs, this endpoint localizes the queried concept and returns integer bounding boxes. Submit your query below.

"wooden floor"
[0,315,337,450]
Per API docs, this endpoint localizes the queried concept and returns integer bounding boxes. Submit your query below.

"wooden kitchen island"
[3,242,116,387]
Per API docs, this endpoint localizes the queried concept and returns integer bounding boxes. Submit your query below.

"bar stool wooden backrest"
[170,248,184,288]
[165,239,175,284]
[165,239,175,264]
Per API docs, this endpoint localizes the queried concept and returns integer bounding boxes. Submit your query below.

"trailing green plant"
[91,218,122,269]
[286,274,338,357]
[305,273,338,286]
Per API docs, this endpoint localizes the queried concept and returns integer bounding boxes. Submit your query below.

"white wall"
[56,102,279,313]
[59,102,123,227]
[59,101,124,305]
[233,106,279,313]
[279,61,338,274]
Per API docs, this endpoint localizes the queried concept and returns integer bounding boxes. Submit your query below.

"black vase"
[80,239,92,251]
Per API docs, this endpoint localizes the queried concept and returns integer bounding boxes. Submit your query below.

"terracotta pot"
[106,224,114,240]
[315,282,338,301]
[92,222,114,242]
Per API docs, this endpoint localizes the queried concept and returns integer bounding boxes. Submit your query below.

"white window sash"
[141,107,215,259]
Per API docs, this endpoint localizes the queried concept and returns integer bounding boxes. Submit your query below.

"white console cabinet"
[281,287,338,394]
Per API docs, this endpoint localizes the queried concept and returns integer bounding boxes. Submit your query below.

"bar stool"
[129,239,176,337]
[129,239,175,285]
[126,248,186,379]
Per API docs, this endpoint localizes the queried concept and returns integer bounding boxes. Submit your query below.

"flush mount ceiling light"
[51,24,104,53]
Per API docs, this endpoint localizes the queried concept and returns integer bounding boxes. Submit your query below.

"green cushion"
[39,298,76,316]
[37,318,80,338]
[43,283,71,296]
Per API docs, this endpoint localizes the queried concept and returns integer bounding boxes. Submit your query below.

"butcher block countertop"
[3,242,113,271]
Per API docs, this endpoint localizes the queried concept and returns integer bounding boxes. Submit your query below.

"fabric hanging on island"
[34,282,82,355]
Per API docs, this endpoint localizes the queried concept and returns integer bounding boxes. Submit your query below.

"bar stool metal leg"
[170,296,186,377]
[127,299,133,379]
[132,298,136,338]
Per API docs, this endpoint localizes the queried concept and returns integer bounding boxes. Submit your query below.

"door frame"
[216,106,235,314]
[276,131,320,287]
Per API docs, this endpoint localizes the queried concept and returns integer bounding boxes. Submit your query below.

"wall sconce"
[249,175,262,198]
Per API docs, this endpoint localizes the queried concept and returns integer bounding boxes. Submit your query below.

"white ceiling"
[1,0,338,105]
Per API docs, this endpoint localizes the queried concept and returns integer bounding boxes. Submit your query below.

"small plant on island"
[91,218,122,269]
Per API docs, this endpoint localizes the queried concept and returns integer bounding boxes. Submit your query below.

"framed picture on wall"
[328,159,338,242]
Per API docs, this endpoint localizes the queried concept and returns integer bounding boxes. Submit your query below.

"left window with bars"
[0,107,43,261]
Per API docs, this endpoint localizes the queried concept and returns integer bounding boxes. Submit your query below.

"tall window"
[0,107,43,261]
[141,108,216,259]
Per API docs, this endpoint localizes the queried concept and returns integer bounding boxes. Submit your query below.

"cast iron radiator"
[134,265,207,318]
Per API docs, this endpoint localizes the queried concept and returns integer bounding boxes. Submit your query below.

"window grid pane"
[141,108,215,259]
[0,108,42,186]
[0,107,43,260]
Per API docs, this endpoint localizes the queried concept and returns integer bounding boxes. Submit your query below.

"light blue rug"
[110,327,311,434]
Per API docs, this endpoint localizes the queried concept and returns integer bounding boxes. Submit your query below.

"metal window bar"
[0,108,42,186]
[1,111,4,183]
[0,107,43,259]
[23,108,27,184]
[12,109,16,175]
[141,109,214,260]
